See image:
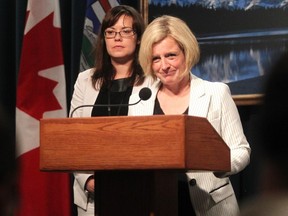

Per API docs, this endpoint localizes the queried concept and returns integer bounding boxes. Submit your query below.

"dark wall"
[1,0,16,117]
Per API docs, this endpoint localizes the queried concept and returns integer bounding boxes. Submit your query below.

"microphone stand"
[69,99,142,118]
[70,87,152,118]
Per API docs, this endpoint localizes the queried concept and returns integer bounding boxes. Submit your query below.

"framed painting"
[139,0,288,105]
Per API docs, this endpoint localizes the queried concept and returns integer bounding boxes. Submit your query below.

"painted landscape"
[149,0,288,94]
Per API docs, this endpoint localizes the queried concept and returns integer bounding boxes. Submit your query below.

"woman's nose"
[160,58,170,71]
[114,32,122,40]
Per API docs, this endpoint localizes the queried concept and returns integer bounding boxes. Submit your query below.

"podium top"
[40,115,230,172]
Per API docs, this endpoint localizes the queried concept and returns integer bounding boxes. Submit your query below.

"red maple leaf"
[17,12,64,120]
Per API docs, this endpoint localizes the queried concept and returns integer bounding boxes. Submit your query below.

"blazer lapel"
[188,76,210,118]
[83,72,99,117]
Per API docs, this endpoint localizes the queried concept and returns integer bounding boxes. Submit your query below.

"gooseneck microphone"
[70,87,152,118]
[138,87,152,101]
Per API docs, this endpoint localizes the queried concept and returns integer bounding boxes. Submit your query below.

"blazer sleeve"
[215,83,251,176]
[69,69,90,117]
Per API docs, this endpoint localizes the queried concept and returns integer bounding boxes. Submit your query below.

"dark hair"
[91,5,145,89]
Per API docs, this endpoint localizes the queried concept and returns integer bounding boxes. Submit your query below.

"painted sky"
[149,0,288,10]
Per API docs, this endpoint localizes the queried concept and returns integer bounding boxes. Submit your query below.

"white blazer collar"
[188,75,210,117]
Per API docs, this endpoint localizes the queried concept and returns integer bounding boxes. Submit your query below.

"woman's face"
[104,15,138,64]
[151,36,186,86]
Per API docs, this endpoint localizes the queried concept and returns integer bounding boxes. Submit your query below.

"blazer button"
[189,179,197,186]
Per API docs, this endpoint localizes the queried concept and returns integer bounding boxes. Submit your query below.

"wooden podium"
[40,115,230,216]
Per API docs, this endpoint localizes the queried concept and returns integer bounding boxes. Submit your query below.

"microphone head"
[139,87,152,101]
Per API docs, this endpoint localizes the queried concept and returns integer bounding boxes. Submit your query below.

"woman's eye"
[167,53,176,58]
[152,57,160,63]
[123,30,131,34]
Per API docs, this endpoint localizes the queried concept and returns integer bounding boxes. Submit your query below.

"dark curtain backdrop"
[1,1,16,185]
[1,0,15,118]
[7,1,261,215]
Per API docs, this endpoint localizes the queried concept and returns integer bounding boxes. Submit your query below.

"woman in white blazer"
[69,5,147,216]
[128,15,251,216]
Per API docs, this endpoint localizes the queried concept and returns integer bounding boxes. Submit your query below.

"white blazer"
[129,75,251,216]
[70,68,155,210]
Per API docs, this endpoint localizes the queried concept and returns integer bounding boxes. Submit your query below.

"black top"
[91,77,133,117]
[153,96,195,216]
[153,96,189,115]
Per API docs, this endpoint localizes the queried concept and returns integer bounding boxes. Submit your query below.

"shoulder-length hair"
[91,5,145,89]
[139,15,200,80]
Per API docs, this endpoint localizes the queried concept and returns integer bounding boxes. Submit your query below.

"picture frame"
[139,0,288,106]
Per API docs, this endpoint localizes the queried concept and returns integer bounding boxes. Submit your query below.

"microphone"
[138,87,152,101]
[70,87,152,118]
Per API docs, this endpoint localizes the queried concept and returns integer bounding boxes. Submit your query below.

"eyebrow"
[106,26,133,30]
[152,50,181,58]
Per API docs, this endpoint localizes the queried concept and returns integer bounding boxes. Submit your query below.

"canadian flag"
[16,0,71,215]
